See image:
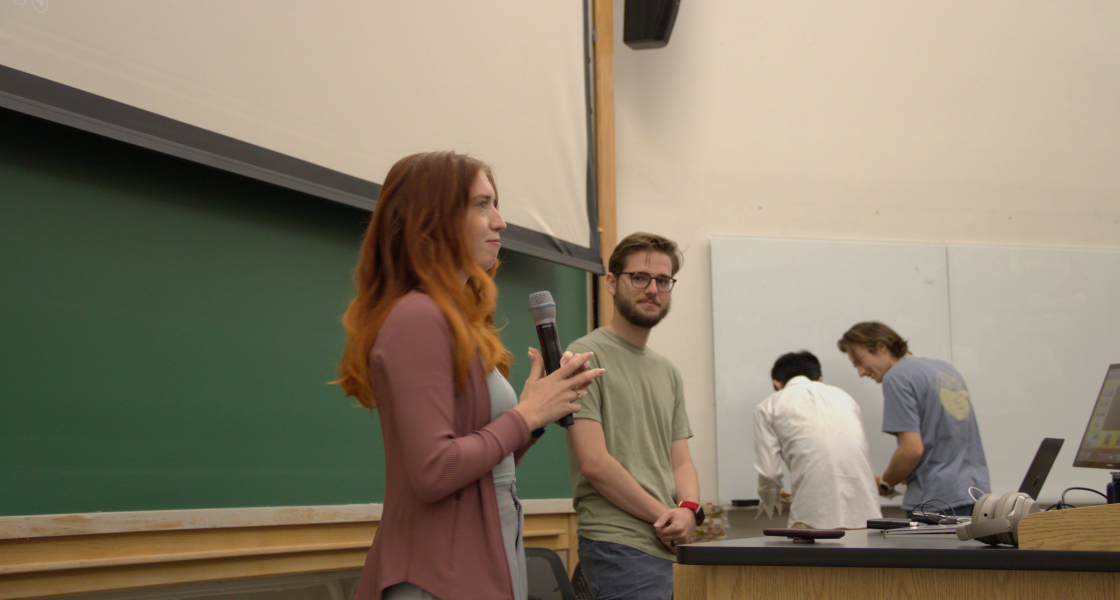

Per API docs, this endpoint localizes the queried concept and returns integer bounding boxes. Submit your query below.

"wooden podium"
[1018,503,1120,551]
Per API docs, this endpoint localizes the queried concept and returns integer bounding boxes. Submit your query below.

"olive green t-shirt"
[565,328,692,560]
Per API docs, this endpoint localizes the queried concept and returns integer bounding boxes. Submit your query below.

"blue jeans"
[577,536,673,600]
[944,504,975,518]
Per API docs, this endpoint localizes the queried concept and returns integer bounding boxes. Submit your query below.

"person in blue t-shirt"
[838,321,990,516]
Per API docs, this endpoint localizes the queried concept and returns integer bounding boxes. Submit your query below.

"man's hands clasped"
[653,505,697,553]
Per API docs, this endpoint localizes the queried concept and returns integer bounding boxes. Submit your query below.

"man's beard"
[615,294,670,329]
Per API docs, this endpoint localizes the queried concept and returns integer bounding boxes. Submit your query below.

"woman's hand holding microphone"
[515,349,603,431]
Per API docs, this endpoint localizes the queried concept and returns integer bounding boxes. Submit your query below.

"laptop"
[885,437,1064,534]
[1018,437,1064,500]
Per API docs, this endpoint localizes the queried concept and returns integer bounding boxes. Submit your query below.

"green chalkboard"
[0,109,588,516]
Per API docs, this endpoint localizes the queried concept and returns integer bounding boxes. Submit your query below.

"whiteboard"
[712,237,1120,506]
[947,245,1120,503]
[712,237,951,504]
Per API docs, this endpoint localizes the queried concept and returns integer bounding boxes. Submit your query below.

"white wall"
[610,0,1120,502]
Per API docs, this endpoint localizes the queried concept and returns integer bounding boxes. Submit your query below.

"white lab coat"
[753,376,882,529]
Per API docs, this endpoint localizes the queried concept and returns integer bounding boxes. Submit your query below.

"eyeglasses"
[617,271,677,292]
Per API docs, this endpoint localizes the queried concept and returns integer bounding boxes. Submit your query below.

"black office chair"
[525,547,577,600]
[570,561,594,600]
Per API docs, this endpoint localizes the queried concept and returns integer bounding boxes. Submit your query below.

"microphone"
[528,291,574,427]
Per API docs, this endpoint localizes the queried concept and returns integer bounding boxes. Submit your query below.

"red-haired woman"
[337,151,602,600]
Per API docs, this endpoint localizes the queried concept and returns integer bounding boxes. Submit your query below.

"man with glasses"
[565,232,699,600]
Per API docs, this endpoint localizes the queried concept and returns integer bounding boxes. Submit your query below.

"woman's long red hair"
[335,151,512,409]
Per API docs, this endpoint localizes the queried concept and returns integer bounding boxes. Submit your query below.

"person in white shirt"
[753,351,882,529]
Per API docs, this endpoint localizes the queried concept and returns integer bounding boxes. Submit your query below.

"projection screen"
[0,1,601,272]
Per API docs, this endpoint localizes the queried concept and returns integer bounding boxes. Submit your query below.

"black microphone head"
[528,291,557,326]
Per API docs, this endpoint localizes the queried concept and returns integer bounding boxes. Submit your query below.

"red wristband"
[677,500,700,511]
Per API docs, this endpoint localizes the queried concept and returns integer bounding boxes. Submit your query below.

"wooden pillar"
[593,0,617,328]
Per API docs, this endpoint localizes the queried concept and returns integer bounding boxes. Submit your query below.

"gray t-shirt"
[882,357,990,510]
[565,328,692,560]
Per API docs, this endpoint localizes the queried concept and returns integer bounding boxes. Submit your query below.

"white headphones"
[955,491,1039,547]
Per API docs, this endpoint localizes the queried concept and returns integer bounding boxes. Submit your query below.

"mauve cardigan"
[353,291,538,600]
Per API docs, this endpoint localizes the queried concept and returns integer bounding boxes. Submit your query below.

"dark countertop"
[676,529,1120,573]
